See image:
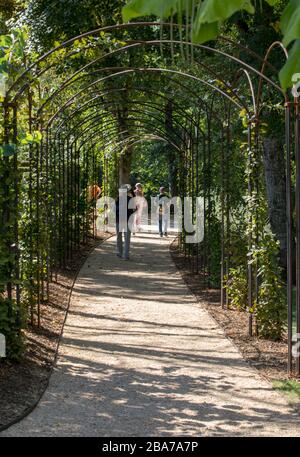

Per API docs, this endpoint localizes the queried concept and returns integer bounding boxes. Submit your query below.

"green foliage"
[281,0,300,46]
[253,232,286,340]
[279,38,300,90]
[123,0,179,21]
[21,0,125,51]
[122,0,300,90]
[273,379,300,400]
[0,297,24,361]
[0,0,293,359]
[226,265,248,310]
[130,141,169,199]
[0,28,27,100]
[0,143,17,157]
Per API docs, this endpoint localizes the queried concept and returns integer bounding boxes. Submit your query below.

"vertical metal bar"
[12,104,21,326]
[285,101,293,374]
[28,90,34,324]
[221,125,225,308]
[207,116,212,284]
[60,141,68,269]
[295,99,300,375]
[254,120,260,335]
[248,119,253,337]
[202,135,207,288]
[225,115,231,309]
[3,99,12,305]
[35,139,41,327]
[45,128,50,302]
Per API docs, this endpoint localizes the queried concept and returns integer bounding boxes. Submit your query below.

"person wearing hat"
[157,186,169,237]
[115,184,136,260]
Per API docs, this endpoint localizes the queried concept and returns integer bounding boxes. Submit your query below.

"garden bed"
[0,232,111,431]
[170,238,298,385]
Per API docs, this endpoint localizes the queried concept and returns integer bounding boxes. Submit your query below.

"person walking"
[115,184,136,260]
[157,186,169,237]
[133,182,145,233]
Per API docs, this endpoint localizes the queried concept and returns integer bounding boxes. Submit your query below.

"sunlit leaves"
[18,131,43,145]
[121,0,300,90]
[281,0,300,47]
[265,0,280,5]
[192,20,219,43]
[195,0,254,24]
[0,29,27,97]
[279,39,300,91]
[122,0,179,21]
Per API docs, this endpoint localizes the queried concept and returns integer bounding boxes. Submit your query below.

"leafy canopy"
[122,0,300,91]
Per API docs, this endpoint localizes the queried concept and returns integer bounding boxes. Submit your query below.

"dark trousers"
[116,223,131,259]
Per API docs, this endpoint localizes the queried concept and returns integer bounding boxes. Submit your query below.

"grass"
[273,379,300,401]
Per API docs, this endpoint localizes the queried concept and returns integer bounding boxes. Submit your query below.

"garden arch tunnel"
[1,22,298,375]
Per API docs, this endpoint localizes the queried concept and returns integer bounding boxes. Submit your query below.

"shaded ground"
[1,233,300,436]
[0,233,110,431]
[170,239,293,383]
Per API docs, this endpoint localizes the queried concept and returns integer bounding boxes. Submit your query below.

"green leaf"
[122,0,178,21]
[0,144,17,157]
[33,130,43,143]
[0,35,13,48]
[281,0,300,47]
[196,0,254,25]
[279,39,300,91]
[192,21,219,44]
[265,0,280,5]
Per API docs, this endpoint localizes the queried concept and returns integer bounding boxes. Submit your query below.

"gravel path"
[2,233,300,436]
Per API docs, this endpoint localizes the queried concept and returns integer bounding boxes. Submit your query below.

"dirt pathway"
[2,233,300,436]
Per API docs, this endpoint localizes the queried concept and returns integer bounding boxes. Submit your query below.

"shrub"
[0,297,24,361]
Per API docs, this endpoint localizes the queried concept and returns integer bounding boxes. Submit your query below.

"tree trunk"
[165,100,178,196]
[262,137,290,273]
[117,107,132,186]
[119,146,133,186]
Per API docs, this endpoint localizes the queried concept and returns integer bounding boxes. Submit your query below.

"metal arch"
[1,20,300,374]
[76,131,183,162]
[56,112,188,155]
[48,96,206,146]
[6,23,285,102]
[34,42,249,117]
[44,67,246,129]
[65,129,184,179]
[38,74,222,127]
[233,69,257,119]
[257,41,289,111]
[48,90,206,136]
[78,135,182,171]
[49,107,190,158]
[40,76,224,141]
[53,97,193,143]
[64,113,190,154]
[59,110,231,174]
[53,100,203,161]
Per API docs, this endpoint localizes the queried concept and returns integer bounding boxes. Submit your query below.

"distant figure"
[157,186,169,237]
[87,184,101,203]
[133,182,145,233]
[115,184,136,260]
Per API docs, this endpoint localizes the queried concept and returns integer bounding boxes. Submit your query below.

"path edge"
[0,234,114,434]
[168,238,298,410]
